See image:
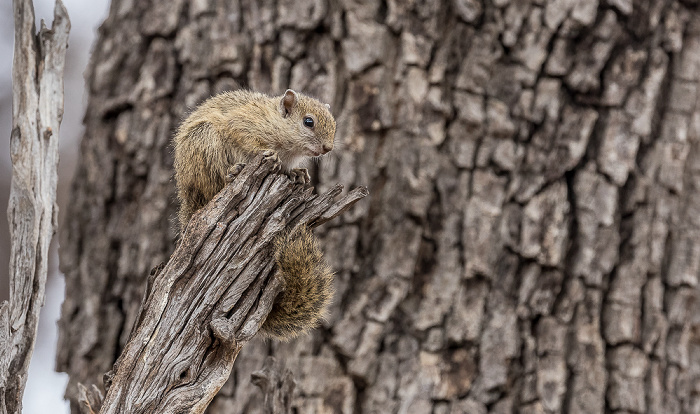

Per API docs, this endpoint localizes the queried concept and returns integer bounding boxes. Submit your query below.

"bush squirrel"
[173,89,336,340]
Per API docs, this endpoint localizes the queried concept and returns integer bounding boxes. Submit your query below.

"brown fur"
[173,89,336,228]
[173,89,336,339]
[262,225,334,340]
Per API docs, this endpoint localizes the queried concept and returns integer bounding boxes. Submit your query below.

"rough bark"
[59,0,700,413]
[1,0,69,413]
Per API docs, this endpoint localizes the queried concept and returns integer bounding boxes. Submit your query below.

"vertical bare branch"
[1,0,69,412]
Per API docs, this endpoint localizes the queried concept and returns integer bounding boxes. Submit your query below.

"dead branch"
[0,1,69,413]
[95,153,367,413]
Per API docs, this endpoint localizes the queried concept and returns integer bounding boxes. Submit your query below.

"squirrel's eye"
[303,117,315,128]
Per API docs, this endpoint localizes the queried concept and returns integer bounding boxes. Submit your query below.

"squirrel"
[173,89,336,340]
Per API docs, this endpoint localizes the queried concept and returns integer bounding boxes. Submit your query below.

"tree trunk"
[59,0,700,413]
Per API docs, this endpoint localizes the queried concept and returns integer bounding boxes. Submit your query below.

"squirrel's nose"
[322,144,333,154]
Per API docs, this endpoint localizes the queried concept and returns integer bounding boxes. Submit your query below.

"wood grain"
[81,154,366,413]
[1,0,69,413]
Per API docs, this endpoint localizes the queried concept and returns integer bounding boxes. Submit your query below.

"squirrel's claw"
[262,150,279,163]
[288,168,310,184]
[225,163,246,183]
[261,150,281,173]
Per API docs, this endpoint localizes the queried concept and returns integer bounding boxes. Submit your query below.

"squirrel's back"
[173,89,336,229]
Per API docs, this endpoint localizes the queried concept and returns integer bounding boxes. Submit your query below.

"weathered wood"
[92,153,366,413]
[0,0,69,413]
[77,383,103,414]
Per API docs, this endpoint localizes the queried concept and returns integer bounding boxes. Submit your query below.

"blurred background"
[1,0,108,412]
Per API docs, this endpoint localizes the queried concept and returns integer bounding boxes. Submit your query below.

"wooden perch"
[0,1,69,413]
[92,154,367,413]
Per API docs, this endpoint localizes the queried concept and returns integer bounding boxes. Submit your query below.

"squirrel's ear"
[280,89,298,117]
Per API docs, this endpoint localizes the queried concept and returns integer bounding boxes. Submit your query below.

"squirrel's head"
[278,89,336,158]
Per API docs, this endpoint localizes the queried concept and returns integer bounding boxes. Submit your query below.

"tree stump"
[83,153,366,413]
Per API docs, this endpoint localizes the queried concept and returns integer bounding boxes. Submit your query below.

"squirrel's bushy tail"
[261,225,334,340]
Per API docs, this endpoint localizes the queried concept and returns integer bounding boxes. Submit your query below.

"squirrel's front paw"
[288,168,310,184]
[261,150,280,163]
[261,150,281,172]
[225,163,246,183]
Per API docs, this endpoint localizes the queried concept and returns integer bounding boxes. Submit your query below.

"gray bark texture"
[251,356,297,414]
[58,0,700,413]
[1,0,69,413]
